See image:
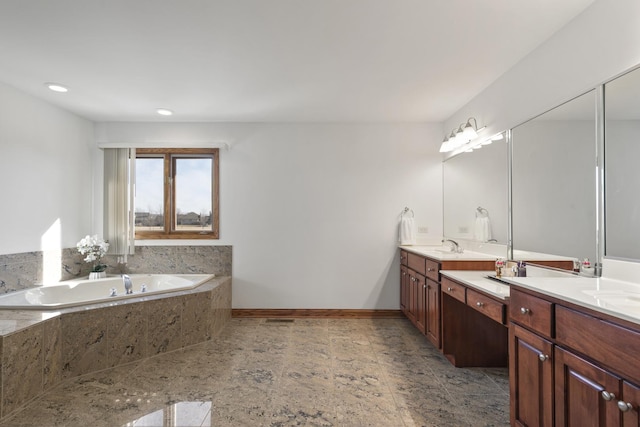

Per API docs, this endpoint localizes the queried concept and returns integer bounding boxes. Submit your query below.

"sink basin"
[582,289,640,310]
[433,248,455,254]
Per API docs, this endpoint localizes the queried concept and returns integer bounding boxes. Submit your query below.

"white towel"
[399,217,416,245]
[474,216,492,242]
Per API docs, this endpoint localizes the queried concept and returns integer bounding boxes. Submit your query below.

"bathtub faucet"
[122,275,133,295]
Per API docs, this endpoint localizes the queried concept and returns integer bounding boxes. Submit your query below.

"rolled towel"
[399,217,416,245]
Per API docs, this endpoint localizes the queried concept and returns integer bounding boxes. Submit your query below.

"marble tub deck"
[0,317,509,426]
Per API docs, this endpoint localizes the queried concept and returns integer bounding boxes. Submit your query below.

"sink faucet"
[442,239,461,253]
[122,274,133,295]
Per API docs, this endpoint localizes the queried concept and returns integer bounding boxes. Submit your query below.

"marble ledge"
[0,276,231,337]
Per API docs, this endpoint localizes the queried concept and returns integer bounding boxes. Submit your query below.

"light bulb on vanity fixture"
[439,117,485,153]
[156,108,174,116]
[45,82,68,93]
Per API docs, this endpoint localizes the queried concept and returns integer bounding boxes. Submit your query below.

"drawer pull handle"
[602,391,616,401]
[538,354,548,362]
[427,268,434,271]
[423,285,426,289]
[618,401,633,412]
[447,287,453,292]
[476,301,483,307]
[520,307,530,315]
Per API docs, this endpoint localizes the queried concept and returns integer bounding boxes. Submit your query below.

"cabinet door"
[407,271,417,324]
[415,274,426,334]
[509,324,554,427]
[555,346,621,427]
[400,266,409,313]
[622,381,640,427]
[425,278,440,348]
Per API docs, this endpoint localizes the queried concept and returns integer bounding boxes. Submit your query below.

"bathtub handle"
[141,284,147,293]
[110,288,117,297]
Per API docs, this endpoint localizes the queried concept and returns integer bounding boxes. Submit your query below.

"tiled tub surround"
[0,275,231,420]
[0,245,232,294]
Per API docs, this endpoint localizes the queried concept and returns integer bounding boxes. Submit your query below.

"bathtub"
[0,274,214,310]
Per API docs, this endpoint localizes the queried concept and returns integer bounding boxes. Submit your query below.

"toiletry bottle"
[495,259,504,278]
[518,261,527,277]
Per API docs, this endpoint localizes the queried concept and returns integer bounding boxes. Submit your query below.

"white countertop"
[502,275,640,326]
[440,270,510,300]
[400,245,498,261]
[440,269,640,326]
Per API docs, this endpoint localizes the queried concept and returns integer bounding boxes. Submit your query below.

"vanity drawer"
[467,289,506,325]
[407,253,426,275]
[400,250,408,266]
[441,277,466,303]
[425,259,440,281]
[556,306,640,384]
[509,289,553,338]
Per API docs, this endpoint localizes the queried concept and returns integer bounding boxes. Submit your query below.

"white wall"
[444,0,640,140]
[96,122,443,309]
[0,82,94,255]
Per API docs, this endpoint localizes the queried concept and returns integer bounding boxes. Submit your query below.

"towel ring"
[476,206,489,218]
[402,207,414,218]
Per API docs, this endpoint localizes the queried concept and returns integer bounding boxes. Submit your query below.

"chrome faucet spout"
[442,239,461,253]
[122,274,133,295]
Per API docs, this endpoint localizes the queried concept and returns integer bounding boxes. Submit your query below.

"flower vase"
[89,271,107,280]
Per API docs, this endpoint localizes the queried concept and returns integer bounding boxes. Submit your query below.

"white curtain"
[103,148,135,259]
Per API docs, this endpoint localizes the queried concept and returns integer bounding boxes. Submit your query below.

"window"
[134,148,219,239]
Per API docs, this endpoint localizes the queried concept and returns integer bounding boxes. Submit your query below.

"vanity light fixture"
[462,118,479,140]
[480,133,504,146]
[156,108,173,116]
[439,117,485,153]
[439,130,459,153]
[45,82,68,93]
[439,135,451,153]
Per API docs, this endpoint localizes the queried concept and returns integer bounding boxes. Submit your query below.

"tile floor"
[0,318,509,426]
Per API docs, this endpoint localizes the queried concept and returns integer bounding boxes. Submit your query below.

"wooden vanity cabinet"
[400,265,409,313]
[399,249,496,353]
[415,273,427,334]
[509,323,554,427]
[441,276,508,368]
[399,250,437,345]
[554,346,621,427]
[425,278,440,347]
[509,286,640,427]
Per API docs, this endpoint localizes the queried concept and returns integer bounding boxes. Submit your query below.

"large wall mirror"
[511,90,597,264]
[443,131,508,250]
[604,66,640,261]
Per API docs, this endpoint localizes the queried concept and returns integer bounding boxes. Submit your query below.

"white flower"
[76,235,109,271]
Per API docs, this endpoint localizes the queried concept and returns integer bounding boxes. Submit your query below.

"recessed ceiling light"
[156,108,173,116]
[45,83,68,93]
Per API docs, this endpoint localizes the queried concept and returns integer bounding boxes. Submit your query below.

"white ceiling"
[0,0,595,123]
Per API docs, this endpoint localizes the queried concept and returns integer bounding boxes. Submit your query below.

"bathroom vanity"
[399,246,502,362]
[506,276,640,427]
